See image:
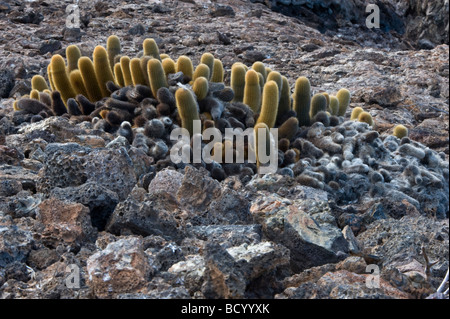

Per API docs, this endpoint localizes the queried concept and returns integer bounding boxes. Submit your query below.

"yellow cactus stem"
[211,59,224,83]
[130,58,146,86]
[336,88,351,116]
[66,44,82,73]
[30,89,40,100]
[328,95,339,115]
[231,63,246,103]
[193,63,211,82]
[147,58,168,98]
[277,76,291,122]
[252,61,267,82]
[321,92,329,106]
[200,53,215,80]
[69,70,89,98]
[350,106,364,120]
[93,46,116,97]
[114,63,125,87]
[358,111,374,126]
[243,69,261,113]
[31,75,49,92]
[257,80,279,129]
[107,35,121,71]
[47,64,56,91]
[140,56,151,87]
[162,58,176,76]
[193,76,209,101]
[266,71,283,97]
[13,100,20,111]
[50,54,76,104]
[278,117,299,141]
[310,93,328,119]
[78,56,103,102]
[393,124,408,139]
[120,56,133,87]
[143,38,161,60]
[160,53,170,60]
[293,76,311,127]
[175,88,200,137]
[176,55,194,79]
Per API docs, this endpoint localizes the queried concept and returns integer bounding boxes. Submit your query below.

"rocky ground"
[0,0,449,299]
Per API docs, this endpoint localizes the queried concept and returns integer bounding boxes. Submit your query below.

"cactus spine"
[257,80,279,129]
[293,76,311,127]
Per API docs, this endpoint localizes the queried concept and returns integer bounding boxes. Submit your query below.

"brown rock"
[38,198,95,247]
[87,237,150,299]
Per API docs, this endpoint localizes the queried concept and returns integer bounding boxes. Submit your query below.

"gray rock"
[0,213,34,268]
[226,241,290,280]
[188,224,262,249]
[84,147,137,201]
[106,186,183,241]
[39,40,62,55]
[0,69,14,98]
[251,193,348,272]
[357,216,449,284]
[168,255,205,295]
[50,182,119,231]
[210,4,235,17]
[201,242,246,299]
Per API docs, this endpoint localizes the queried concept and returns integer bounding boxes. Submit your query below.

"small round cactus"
[350,107,364,120]
[358,111,374,126]
[393,124,408,139]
